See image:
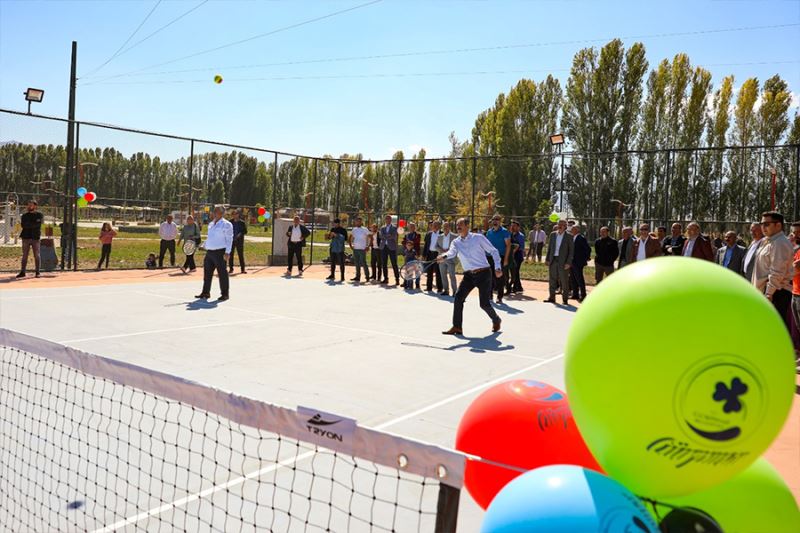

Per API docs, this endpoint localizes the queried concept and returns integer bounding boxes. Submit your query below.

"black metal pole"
[471,157,477,228]
[73,122,80,271]
[310,159,318,266]
[434,483,460,533]
[795,145,800,221]
[334,161,342,219]
[663,149,671,225]
[559,147,565,213]
[187,139,194,215]
[396,159,402,217]
[62,40,77,271]
[270,152,277,265]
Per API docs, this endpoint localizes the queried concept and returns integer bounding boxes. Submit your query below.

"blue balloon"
[264,211,271,219]
[76,187,87,197]
[481,465,658,533]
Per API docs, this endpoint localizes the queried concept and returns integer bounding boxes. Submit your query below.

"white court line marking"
[93,352,564,531]
[59,317,280,344]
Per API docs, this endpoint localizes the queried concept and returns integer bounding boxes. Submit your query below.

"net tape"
[0,329,464,532]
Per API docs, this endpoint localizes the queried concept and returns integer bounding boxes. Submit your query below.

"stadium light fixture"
[549,133,564,146]
[24,88,45,114]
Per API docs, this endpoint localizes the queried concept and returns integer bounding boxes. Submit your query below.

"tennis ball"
[214,75,223,84]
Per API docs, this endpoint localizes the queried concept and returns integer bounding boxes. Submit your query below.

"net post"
[434,482,460,533]
[270,152,277,264]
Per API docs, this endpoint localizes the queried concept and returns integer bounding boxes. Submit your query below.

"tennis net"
[0,329,465,532]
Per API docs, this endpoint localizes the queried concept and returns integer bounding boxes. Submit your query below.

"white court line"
[59,317,280,344]
[93,352,564,531]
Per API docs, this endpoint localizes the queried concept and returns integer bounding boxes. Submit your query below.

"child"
[97,222,117,270]
[402,240,417,289]
[146,253,157,269]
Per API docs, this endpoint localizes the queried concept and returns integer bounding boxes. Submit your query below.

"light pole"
[549,133,565,212]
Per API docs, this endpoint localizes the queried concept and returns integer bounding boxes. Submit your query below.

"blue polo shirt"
[486,226,511,256]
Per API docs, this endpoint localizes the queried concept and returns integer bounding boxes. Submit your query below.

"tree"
[210,179,226,205]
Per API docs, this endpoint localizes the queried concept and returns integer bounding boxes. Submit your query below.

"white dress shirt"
[159,221,178,240]
[683,237,696,257]
[554,232,564,256]
[351,226,370,250]
[530,229,546,244]
[439,232,453,251]
[636,237,648,261]
[290,225,303,242]
[744,237,763,269]
[428,231,440,252]
[752,232,793,296]
[204,217,233,253]
[441,232,501,272]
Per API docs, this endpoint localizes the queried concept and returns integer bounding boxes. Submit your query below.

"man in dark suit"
[569,225,591,302]
[594,226,619,283]
[618,226,635,269]
[286,215,311,276]
[379,215,400,285]
[663,223,686,256]
[544,219,574,305]
[681,222,714,261]
[423,221,443,292]
[632,223,662,262]
[717,230,746,276]
[228,209,248,274]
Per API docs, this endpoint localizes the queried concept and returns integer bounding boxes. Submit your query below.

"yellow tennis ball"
[214,75,223,84]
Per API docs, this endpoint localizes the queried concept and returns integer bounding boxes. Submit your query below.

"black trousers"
[159,239,176,267]
[570,264,587,300]
[511,256,523,292]
[535,242,544,261]
[370,248,381,279]
[453,268,500,329]
[771,289,792,332]
[486,256,508,300]
[380,248,399,282]
[228,239,245,272]
[425,250,442,291]
[288,241,304,272]
[330,251,345,278]
[201,249,229,297]
[98,243,112,269]
[182,251,196,270]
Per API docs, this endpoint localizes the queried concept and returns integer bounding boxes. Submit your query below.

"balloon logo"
[549,213,560,223]
[77,187,87,197]
[214,74,223,84]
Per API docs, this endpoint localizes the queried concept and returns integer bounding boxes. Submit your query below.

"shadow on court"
[401,332,514,354]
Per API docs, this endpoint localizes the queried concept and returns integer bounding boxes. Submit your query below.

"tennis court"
[0,269,573,531]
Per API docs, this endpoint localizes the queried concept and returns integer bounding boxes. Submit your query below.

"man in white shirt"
[437,217,503,335]
[348,216,371,283]
[285,215,311,276]
[743,222,765,282]
[436,221,457,296]
[196,206,233,301]
[158,214,179,268]
[752,211,793,330]
[527,224,546,263]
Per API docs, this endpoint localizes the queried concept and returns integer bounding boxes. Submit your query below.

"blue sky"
[1,0,798,161]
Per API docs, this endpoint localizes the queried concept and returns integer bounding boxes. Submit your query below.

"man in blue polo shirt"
[486,214,511,304]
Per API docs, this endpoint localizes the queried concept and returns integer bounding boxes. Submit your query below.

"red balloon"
[455,380,601,509]
[258,207,266,216]
[84,192,96,202]
[398,219,406,228]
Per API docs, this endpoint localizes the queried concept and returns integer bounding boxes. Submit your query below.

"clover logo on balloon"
[713,378,747,414]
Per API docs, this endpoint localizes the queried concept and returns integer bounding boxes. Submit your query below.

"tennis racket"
[399,260,437,281]
[182,240,197,256]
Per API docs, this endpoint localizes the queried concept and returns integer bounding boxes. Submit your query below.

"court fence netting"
[0,328,466,532]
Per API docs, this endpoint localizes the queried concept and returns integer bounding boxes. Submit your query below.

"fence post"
[396,159,402,217]
[72,122,80,271]
[663,149,671,227]
[795,145,800,221]
[335,161,342,219]
[187,140,194,215]
[270,152,277,265]
[310,159,318,267]
[471,157,477,227]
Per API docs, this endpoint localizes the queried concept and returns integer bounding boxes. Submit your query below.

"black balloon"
[659,507,724,533]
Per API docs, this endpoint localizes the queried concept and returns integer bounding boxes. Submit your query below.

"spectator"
[195,205,233,301]
[663,223,686,256]
[285,215,311,277]
[656,226,667,245]
[178,215,201,274]
[632,223,662,262]
[369,222,381,282]
[402,240,417,289]
[527,223,546,263]
[753,211,793,330]
[379,215,399,285]
[790,221,800,349]
[681,222,714,261]
[423,221,443,293]
[158,214,178,268]
[97,222,117,270]
[509,220,525,293]
[403,222,422,289]
[544,219,574,305]
[594,226,618,283]
[228,209,247,274]
[348,216,371,283]
[569,225,590,302]
[716,231,745,276]
[59,220,74,268]
[146,253,157,269]
[16,200,44,278]
[486,214,512,304]
[436,221,457,296]
[744,222,765,281]
[326,219,347,282]
[618,226,635,269]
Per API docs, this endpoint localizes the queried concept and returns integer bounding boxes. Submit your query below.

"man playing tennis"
[437,217,503,335]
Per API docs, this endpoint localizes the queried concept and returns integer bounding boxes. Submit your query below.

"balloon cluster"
[76,187,97,208]
[397,218,406,235]
[471,259,798,532]
[256,207,271,223]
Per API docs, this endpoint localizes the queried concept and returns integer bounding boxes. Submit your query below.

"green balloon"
[565,258,794,497]
[664,458,800,533]
[77,198,88,208]
[257,215,265,223]
[549,213,560,223]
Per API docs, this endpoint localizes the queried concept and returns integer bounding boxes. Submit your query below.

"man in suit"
[681,222,714,261]
[618,226,635,269]
[569,225,591,302]
[423,221,443,293]
[285,215,311,276]
[743,222,765,282]
[545,219,574,305]
[632,223,662,262]
[594,226,618,283]
[436,221,458,296]
[228,209,247,274]
[717,231,746,276]
[663,223,686,256]
[379,215,400,285]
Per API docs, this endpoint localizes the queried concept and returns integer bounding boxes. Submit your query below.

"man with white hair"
[681,222,714,261]
[743,222,765,281]
[196,205,233,301]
